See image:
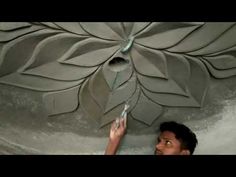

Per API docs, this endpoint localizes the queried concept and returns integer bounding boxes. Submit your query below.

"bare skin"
[155,131,190,155]
[105,119,191,155]
[105,117,127,155]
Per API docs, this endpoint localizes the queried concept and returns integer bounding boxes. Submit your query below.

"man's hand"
[105,117,127,155]
[110,117,127,141]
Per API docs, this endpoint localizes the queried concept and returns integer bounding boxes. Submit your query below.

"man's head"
[155,121,198,155]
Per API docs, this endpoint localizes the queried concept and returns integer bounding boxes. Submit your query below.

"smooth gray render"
[0,22,236,154]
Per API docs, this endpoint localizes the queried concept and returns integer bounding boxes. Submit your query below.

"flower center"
[108,57,130,72]
[121,36,135,53]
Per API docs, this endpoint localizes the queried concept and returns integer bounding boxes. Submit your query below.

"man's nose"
[156,142,162,150]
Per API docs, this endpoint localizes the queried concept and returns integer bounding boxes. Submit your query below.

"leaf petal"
[127,84,141,111]
[0,29,61,76]
[130,22,151,36]
[19,33,86,72]
[43,86,80,116]
[39,22,61,29]
[88,68,111,111]
[133,51,190,96]
[105,22,126,38]
[101,83,141,127]
[59,38,120,66]
[143,88,200,107]
[167,22,235,53]
[201,58,236,78]
[135,22,203,49]
[122,22,134,37]
[0,22,31,31]
[63,46,120,67]
[0,25,45,42]
[131,91,163,125]
[122,22,151,37]
[203,46,236,70]
[104,74,136,113]
[186,56,210,105]
[79,79,103,127]
[80,69,137,128]
[164,52,191,94]
[0,72,83,92]
[0,43,3,53]
[22,62,98,81]
[54,22,88,35]
[141,55,210,107]
[188,23,236,55]
[137,74,188,96]
[131,44,167,78]
[100,103,125,127]
[89,66,136,112]
[80,22,123,40]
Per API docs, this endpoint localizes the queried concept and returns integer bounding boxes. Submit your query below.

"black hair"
[160,121,198,155]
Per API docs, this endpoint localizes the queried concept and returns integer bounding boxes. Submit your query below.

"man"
[105,118,198,155]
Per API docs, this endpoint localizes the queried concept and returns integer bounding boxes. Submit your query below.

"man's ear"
[180,149,190,155]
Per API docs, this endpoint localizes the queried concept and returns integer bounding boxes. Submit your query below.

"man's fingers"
[124,116,127,128]
[120,118,127,129]
[111,117,127,132]
[111,119,118,130]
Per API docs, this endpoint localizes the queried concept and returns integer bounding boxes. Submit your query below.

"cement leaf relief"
[135,22,204,49]
[18,33,85,72]
[59,38,120,66]
[103,55,133,90]
[131,91,163,125]
[0,22,31,31]
[0,22,236,128]
[80,67,136,127]
[131,45,167,78]
[80,22,125,40]
[0,29,61,76]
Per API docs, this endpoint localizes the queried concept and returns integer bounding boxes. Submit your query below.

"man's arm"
[105,117,127,155]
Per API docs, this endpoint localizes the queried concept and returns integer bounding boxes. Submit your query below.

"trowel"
[115,101,130,129]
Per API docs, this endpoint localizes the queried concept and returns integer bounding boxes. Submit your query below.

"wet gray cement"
[1,76,236,154]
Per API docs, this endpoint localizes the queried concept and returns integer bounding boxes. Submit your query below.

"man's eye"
[166,141,171,145]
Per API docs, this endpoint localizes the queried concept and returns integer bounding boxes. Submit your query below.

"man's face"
[155,131,190,155]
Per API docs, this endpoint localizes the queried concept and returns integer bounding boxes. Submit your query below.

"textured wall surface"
[0,22,236,154]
